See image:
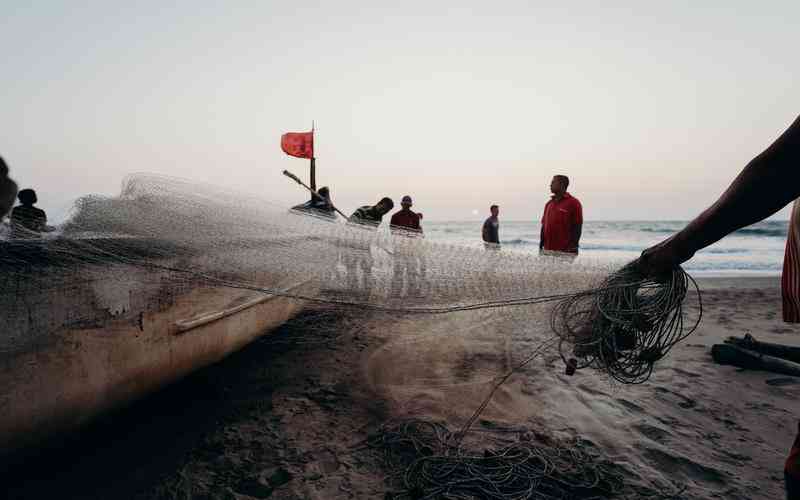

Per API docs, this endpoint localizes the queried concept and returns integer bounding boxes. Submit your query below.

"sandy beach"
[4,275,800,499]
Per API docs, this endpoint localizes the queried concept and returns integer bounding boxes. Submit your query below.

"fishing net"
[0,174,701,496]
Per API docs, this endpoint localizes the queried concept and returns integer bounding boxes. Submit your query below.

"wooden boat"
[0,238,315,455]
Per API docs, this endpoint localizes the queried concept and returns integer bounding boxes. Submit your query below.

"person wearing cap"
[390,195,422,234]
[0,156,17,221]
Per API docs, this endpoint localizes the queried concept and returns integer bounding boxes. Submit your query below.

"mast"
[310,120,316,191]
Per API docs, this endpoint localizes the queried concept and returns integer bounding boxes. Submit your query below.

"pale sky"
[2,1,798,222]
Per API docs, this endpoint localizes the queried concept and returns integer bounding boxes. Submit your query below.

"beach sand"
[4,276,800,499]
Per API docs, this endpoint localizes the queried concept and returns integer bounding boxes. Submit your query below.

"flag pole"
[310,120,316,191]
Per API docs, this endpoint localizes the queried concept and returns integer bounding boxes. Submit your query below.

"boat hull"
[0,273,312,455]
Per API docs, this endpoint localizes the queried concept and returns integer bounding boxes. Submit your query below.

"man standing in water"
[390,195,422,234]
[540,175,582,256]
[635,114,800,498]
[482,204,500,248]
[390,195,424,296]
[0,157,17,219]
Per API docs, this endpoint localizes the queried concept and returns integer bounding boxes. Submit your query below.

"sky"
[1,1,798,222]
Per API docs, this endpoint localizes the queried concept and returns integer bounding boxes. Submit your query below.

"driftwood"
[711,344,800,378]
[724,334,800,364]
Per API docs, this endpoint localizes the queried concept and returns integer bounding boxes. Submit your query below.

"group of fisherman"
[294,186,424,234]
[294,173,584,260]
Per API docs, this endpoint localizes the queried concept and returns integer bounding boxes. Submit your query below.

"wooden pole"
[310,121,316,191]
[310,157,316,192]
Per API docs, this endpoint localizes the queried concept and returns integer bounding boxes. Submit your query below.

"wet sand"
[3,276,800,499]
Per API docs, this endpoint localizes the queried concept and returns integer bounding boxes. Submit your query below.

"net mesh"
[1,174,700,497]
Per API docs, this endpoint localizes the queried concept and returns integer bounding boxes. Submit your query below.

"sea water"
[1,217,788,276]
[425,220,789,276]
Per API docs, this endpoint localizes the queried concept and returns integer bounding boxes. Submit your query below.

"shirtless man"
[636,114,800,497]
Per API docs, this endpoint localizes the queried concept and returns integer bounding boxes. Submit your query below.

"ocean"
[424,220,790,276]
[1,216,788,276]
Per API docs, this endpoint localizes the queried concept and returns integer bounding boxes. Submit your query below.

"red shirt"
[390,209,422,233]
[541,192,582,252]
[787,421,800,479]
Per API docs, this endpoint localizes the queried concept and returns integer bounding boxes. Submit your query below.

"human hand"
[638,234,694,280]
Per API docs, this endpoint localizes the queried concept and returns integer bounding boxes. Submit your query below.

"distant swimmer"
[482,204,500,248]
[0,157,17,219]
[540,175,582,257]
[390,195,422,234]
[11,188,49,238]
[349,197,394,227]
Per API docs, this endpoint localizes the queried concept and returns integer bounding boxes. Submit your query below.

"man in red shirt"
[390,195,424,296]
[390,195,422,234]
[540,175,583,255]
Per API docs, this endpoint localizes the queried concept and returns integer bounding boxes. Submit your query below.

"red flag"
[281,131,314,159]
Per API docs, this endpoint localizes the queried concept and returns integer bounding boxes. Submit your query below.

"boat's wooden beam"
[711,344,800,377]
[723,334,800,364]
[174,280,311,334]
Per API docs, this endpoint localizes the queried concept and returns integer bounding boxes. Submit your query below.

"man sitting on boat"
[10,188,50,238]
[291,186,336,219]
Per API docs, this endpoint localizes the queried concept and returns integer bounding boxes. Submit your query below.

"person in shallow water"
[540,175,582,257]
[0,157,17,220]
[344,197,394,294]
[634,113,800,498]
[390,195,422,234]
[10,188,49,238]
[482,204,500,248]
[390,195,424,296]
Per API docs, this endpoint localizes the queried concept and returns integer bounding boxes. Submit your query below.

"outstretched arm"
[641,114,800,275]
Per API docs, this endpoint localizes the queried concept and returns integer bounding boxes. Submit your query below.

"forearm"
[671,125,800,261]
[570,224,582,250]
